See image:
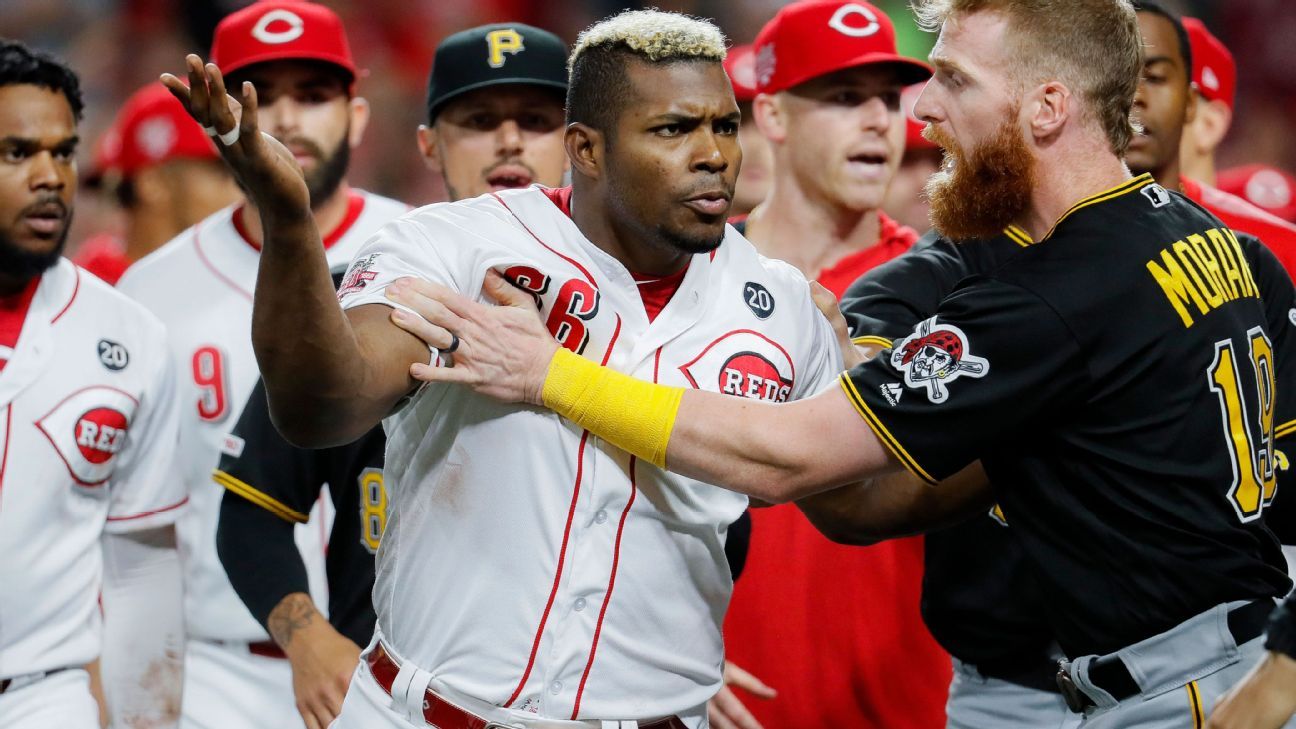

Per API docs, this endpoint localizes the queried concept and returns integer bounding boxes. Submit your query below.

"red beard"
[924,114,1035,240]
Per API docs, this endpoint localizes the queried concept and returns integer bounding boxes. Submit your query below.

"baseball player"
[117,3,408,728]
[212,24,572,729]
[1177,17,1235,188]
[73,83,240,284]
[1126,1,1296,279]
[167,9,844,727]
[416,23,568,200]
[0,40,186,729]
[716,4,952,728]
[395,0,1296,725]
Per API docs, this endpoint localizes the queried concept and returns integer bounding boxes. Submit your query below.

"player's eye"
[468,113,497,130]
[881,91,902,111]
[655,124,682,137]
[0,148,26,163]
[715,119,738,135]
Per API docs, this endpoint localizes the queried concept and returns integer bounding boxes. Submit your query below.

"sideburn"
[925,116,1035,240]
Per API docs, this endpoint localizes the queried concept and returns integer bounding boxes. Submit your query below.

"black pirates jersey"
[840,229,1056,671]
[842,174,1295,657]
[215,379,386,646]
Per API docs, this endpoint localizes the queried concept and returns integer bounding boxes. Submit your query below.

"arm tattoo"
[268,592,321,648]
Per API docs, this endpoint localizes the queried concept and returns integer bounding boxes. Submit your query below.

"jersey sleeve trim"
[105,496,189,523]
[837,373,938,485]
[851,335,893,349]
[1276,419,1296,440]
[213,470,309,524]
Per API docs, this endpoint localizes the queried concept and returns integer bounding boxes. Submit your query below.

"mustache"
[281,136,326,159]
[18,196,69,219]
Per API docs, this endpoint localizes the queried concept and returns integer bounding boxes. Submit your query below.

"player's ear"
[752,92,785,144]
[1028,81,1070,141]
[566,123,603,181]
[347,96,370,148]
[417,124,444,173]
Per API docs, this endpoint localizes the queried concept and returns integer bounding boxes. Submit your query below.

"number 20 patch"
[743,282,775,319]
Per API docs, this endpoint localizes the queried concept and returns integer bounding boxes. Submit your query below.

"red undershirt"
[539,186,689,322]
[0,277,40,373]
[233,190,366,252]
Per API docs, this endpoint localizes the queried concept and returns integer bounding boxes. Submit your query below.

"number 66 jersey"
[336,185,842,721]
[842,175,1296,659]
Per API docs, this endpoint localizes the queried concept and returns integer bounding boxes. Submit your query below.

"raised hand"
[160,54,310,218]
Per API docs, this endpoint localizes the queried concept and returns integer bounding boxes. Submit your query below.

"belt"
[1057,599,1273,713]
[248,640,287,659]
[366,644,688,729]
[972,657,1062,694]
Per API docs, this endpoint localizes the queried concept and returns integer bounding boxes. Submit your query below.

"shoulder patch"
[743,281,775,319]
[890,318,989,403]
[339,253,381,298]
[98,339,130,371]
[1141,183,1172,208]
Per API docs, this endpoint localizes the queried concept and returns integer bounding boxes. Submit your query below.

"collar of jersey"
[1040,173,1155,242]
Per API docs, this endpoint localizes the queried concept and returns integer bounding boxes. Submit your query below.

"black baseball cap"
[425,23,568,122]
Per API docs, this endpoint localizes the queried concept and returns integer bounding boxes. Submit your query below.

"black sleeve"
[840,278,1086,483]
[1241,233,1296,543]
[217,489,310,628]
[840,231,1021,346]
[214,378,324,629]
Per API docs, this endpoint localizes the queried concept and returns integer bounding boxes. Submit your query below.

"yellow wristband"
[541,348,684,469]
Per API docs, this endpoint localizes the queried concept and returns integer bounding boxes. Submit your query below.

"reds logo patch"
[680,330,796,402]
[890,318,988,403]
[36,386,139,486]
[338,254,380,298]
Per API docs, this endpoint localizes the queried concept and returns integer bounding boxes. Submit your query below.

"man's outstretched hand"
[160,54,309,217]
[385,270,559,405]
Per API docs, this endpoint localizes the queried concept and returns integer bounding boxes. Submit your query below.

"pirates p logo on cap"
[486,28,524,68]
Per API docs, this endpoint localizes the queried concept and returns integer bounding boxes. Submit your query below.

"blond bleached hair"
[913,0,1143,156]
[569,9,727,72]
[565,9,729,134]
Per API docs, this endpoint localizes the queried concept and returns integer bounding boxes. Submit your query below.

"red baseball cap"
[753,0,931,95]
[211,1,357,82]
[1183,17,1235,111]
[97,84,218,179]
[724,44,760,103]
[1218,164,1296,224]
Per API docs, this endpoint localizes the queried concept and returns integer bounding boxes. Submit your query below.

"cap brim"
[780,53,932,94]
[428,78,568,120]
[221,51,357,82]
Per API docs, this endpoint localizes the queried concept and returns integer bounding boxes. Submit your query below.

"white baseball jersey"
[337,186,843,721]
[0,259,185,678]
[118,190,409,641]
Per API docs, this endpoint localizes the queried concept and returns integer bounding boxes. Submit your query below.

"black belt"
[0,668,68,694]
[1057,599,1274,713]
[975,658,1062,694]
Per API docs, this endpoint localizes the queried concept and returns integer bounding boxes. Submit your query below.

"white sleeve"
[793,284,847,399]
[337,216,465,313]
[100,526,184,729]
[105,334,187,532]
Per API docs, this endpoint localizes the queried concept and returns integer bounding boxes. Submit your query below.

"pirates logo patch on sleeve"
[890,318,989,403]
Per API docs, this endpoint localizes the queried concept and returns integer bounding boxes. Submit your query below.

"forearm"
[796,461,992,545]
[216,491,310,630]
[267,592,329,654]
[542,349,894,502]
[100,527,184,729]
[250,214,376,445]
